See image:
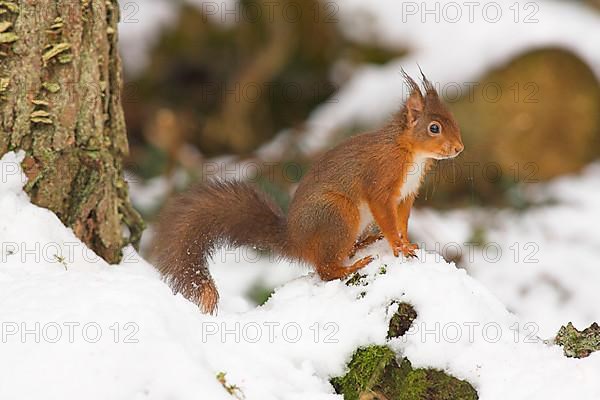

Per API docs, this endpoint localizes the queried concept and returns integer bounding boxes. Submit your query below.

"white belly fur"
[356,154,428,235]
[400,153,428,200]
[357,203,374,234]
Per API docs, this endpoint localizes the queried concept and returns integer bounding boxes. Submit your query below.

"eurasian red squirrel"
[153,71,464,314]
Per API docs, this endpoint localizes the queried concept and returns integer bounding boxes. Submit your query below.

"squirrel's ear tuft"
[402,68,422,96]
[418,65,436,95]
[401,68,424,126]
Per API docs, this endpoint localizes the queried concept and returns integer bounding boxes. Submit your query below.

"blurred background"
[117,0,600,337]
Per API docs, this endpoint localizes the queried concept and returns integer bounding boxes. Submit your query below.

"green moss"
[331,346,400,400]
[216,372,244,399]
[331,345,478,400]
[556,322,600,358]
[346,272,368,287]
[466,225,488,248]
[401,368,478,400]
[387,302,417,339]
[246,282,275,306]
[70,168,101,218]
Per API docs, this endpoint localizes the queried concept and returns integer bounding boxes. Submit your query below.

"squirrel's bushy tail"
[152,180,288,314]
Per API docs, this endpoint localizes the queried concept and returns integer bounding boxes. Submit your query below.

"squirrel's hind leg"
[317,255,375,281]
[349,230,384,259]
[307,203,373,281]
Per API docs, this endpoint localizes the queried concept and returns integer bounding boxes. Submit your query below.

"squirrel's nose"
[454,144,464,155]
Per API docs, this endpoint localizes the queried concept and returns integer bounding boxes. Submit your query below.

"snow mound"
[1,151,599,400]
[410,162,600,337]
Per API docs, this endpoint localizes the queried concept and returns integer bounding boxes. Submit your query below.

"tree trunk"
[0,0,144,263]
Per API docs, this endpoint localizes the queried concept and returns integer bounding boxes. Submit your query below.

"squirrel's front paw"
[392,240,418,258]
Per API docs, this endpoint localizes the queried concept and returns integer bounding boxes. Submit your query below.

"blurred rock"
[587,0,600,12]
[422,47,600,207]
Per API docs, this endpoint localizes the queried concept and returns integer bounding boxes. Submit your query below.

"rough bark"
[0,0,144,263]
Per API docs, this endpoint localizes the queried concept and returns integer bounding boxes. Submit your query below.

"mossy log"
[0,0,144,263]
[331,346,478,400]
[332,302,478,399]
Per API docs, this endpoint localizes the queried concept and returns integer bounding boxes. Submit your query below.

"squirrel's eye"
[428,122,441,135]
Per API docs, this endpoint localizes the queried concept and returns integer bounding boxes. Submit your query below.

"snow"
[2,151,600,399]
